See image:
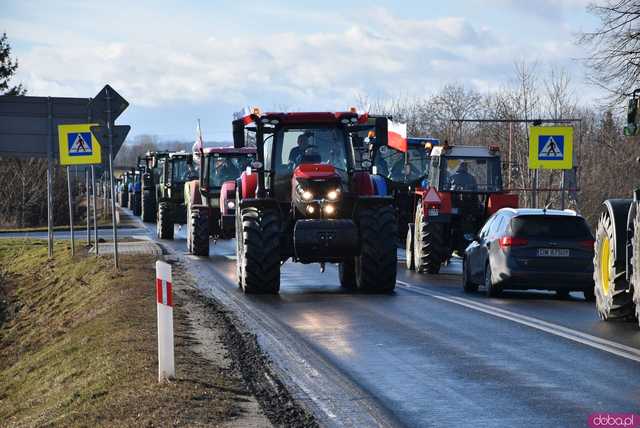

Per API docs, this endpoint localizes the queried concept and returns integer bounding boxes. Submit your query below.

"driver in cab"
[448,161,477,191]
[212,158,239,187]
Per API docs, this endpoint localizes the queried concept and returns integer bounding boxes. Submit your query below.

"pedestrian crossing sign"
[529,126,573,170]
[58,123,101,165]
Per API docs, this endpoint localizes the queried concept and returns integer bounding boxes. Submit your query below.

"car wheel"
[484,263,501,297]
[463,258,478,293]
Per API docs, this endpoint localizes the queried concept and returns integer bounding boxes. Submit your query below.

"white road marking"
[396,280,640,363]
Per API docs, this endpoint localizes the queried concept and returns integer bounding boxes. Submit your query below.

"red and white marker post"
[156,261,175,381]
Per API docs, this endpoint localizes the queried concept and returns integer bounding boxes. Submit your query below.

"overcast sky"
[2,0,600,142]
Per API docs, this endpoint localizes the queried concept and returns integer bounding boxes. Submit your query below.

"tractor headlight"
[227,201,235,209]
[326,189,340,201]
[306,205,316,214]
[301,190,314,201]
[323,204,335,215]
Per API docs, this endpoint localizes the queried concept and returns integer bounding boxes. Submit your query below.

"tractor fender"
[238,197,280,213]
[370,175,388,196]
[351,172,374,196]
[602,198,633,268]
[354,196,394,213]
[219,180,236,215]
[240,171,258,199]
[185,180,203,207]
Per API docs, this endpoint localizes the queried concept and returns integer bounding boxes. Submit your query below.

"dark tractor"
[407,143,518,273]
[233,110,398,294]
[138,151,170,223]
[185,147,257,256]
[593,89,640,326]
[371,137,439,241]
[156,152,197,240]
[119,170,134,209]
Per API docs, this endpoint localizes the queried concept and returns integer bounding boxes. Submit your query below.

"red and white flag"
[387,120,408,152]
[233,107,255,125]
[192,119,204,155]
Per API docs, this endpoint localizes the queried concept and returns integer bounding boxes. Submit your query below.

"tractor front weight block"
[293,219,359,263]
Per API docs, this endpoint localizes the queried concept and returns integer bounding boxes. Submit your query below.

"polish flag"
[355,105,370,124]
[388,120,408,152]
[192,119,204,154]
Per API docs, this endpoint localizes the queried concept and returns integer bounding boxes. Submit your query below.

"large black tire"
[157,202,174,240]
[594,211,634,320]
[484,263,502,297]
[414,204,446,274]
[405,224,415,271]
[120,190,128,208]
[239,207,280,294]
[235,194,244,290]
[339,259,356,289]
[355,205,397,293]
[132,192,142,216]
[630,209,640,326]
[141,190,156,222]
[189,206,209,256]
[462,257,478,293]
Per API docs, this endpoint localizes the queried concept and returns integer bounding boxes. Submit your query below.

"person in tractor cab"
[288,133,311,166]
[211,157,240,187]
[448,161,478,191]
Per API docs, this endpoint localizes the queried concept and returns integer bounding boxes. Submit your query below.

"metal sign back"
[89,85,129,125]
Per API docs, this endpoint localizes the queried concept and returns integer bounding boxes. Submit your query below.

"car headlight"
[326,189,340,201]
[302,190,313,201]
[227,201,235,209]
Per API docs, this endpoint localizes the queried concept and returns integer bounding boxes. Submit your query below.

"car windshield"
[510,216,593,239]
[439,157,502,192]
[171,158,193,182]
[208,154,254,188]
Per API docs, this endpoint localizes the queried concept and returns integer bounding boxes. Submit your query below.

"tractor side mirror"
[374,117,389,147]
[233,119,245,148]
[625,96,640,136]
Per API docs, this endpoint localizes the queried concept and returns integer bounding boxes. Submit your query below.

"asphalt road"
[7,211,639,427]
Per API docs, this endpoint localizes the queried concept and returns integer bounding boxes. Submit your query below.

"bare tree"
[580,0,640,102]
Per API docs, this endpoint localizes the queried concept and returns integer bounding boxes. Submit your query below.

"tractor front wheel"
[414,204,446,274]
[355,205,397,293]
[189,206,209,256]
[238,207,280,294]
[157,202,174,240]
[594,211,634,320]
[406,224,415,271]
[141,190,156,222]
[629,209,640,326]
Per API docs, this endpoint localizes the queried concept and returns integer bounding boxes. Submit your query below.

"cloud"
[3,3,593,117]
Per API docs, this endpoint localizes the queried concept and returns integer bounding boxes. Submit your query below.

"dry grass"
[0,239,247,427]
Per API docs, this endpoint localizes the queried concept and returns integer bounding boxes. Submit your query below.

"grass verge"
[0,239,249,427]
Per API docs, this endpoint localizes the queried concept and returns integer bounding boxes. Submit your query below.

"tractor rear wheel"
[355,205,397,293]
[157,202,174,240]
[594,211,634,320]
[239,207,280,294]
[630,209,640,326]
[132,193,142,216]
[141,190,156,222]
[405,224,415,271]
[339,259,356,289]
[189,206,209,256]
[414,204,446,274]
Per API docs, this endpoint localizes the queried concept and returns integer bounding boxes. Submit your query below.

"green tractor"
[138,151,170,223]
[594,89,640,326]
[155,151,198,239]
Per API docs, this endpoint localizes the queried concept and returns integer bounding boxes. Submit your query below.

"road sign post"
[91,165,98,255]
[66,167,75,256]
[85,168,90,246]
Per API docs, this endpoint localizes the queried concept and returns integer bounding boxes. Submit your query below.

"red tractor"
[233,110,398,294]
[184,147,257,256]
[407,143,518,273]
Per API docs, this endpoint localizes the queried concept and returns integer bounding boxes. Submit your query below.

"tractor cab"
[624,89,640,136]
[158,152,197,201]
[373,137,439,187]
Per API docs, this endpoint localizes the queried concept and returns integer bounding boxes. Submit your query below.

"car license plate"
[537,248,570,257]
[428,208,439,216]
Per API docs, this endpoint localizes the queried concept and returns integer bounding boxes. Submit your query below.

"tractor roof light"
[349,106,357,113]
[252,107,262,115]
[489,145,500,152]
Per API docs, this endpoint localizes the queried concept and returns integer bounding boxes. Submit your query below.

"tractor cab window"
[272,126,350,200]
[439,157,502,193]
[208,155,254,188]
[170,158,192,183]
[374,145,429,184]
